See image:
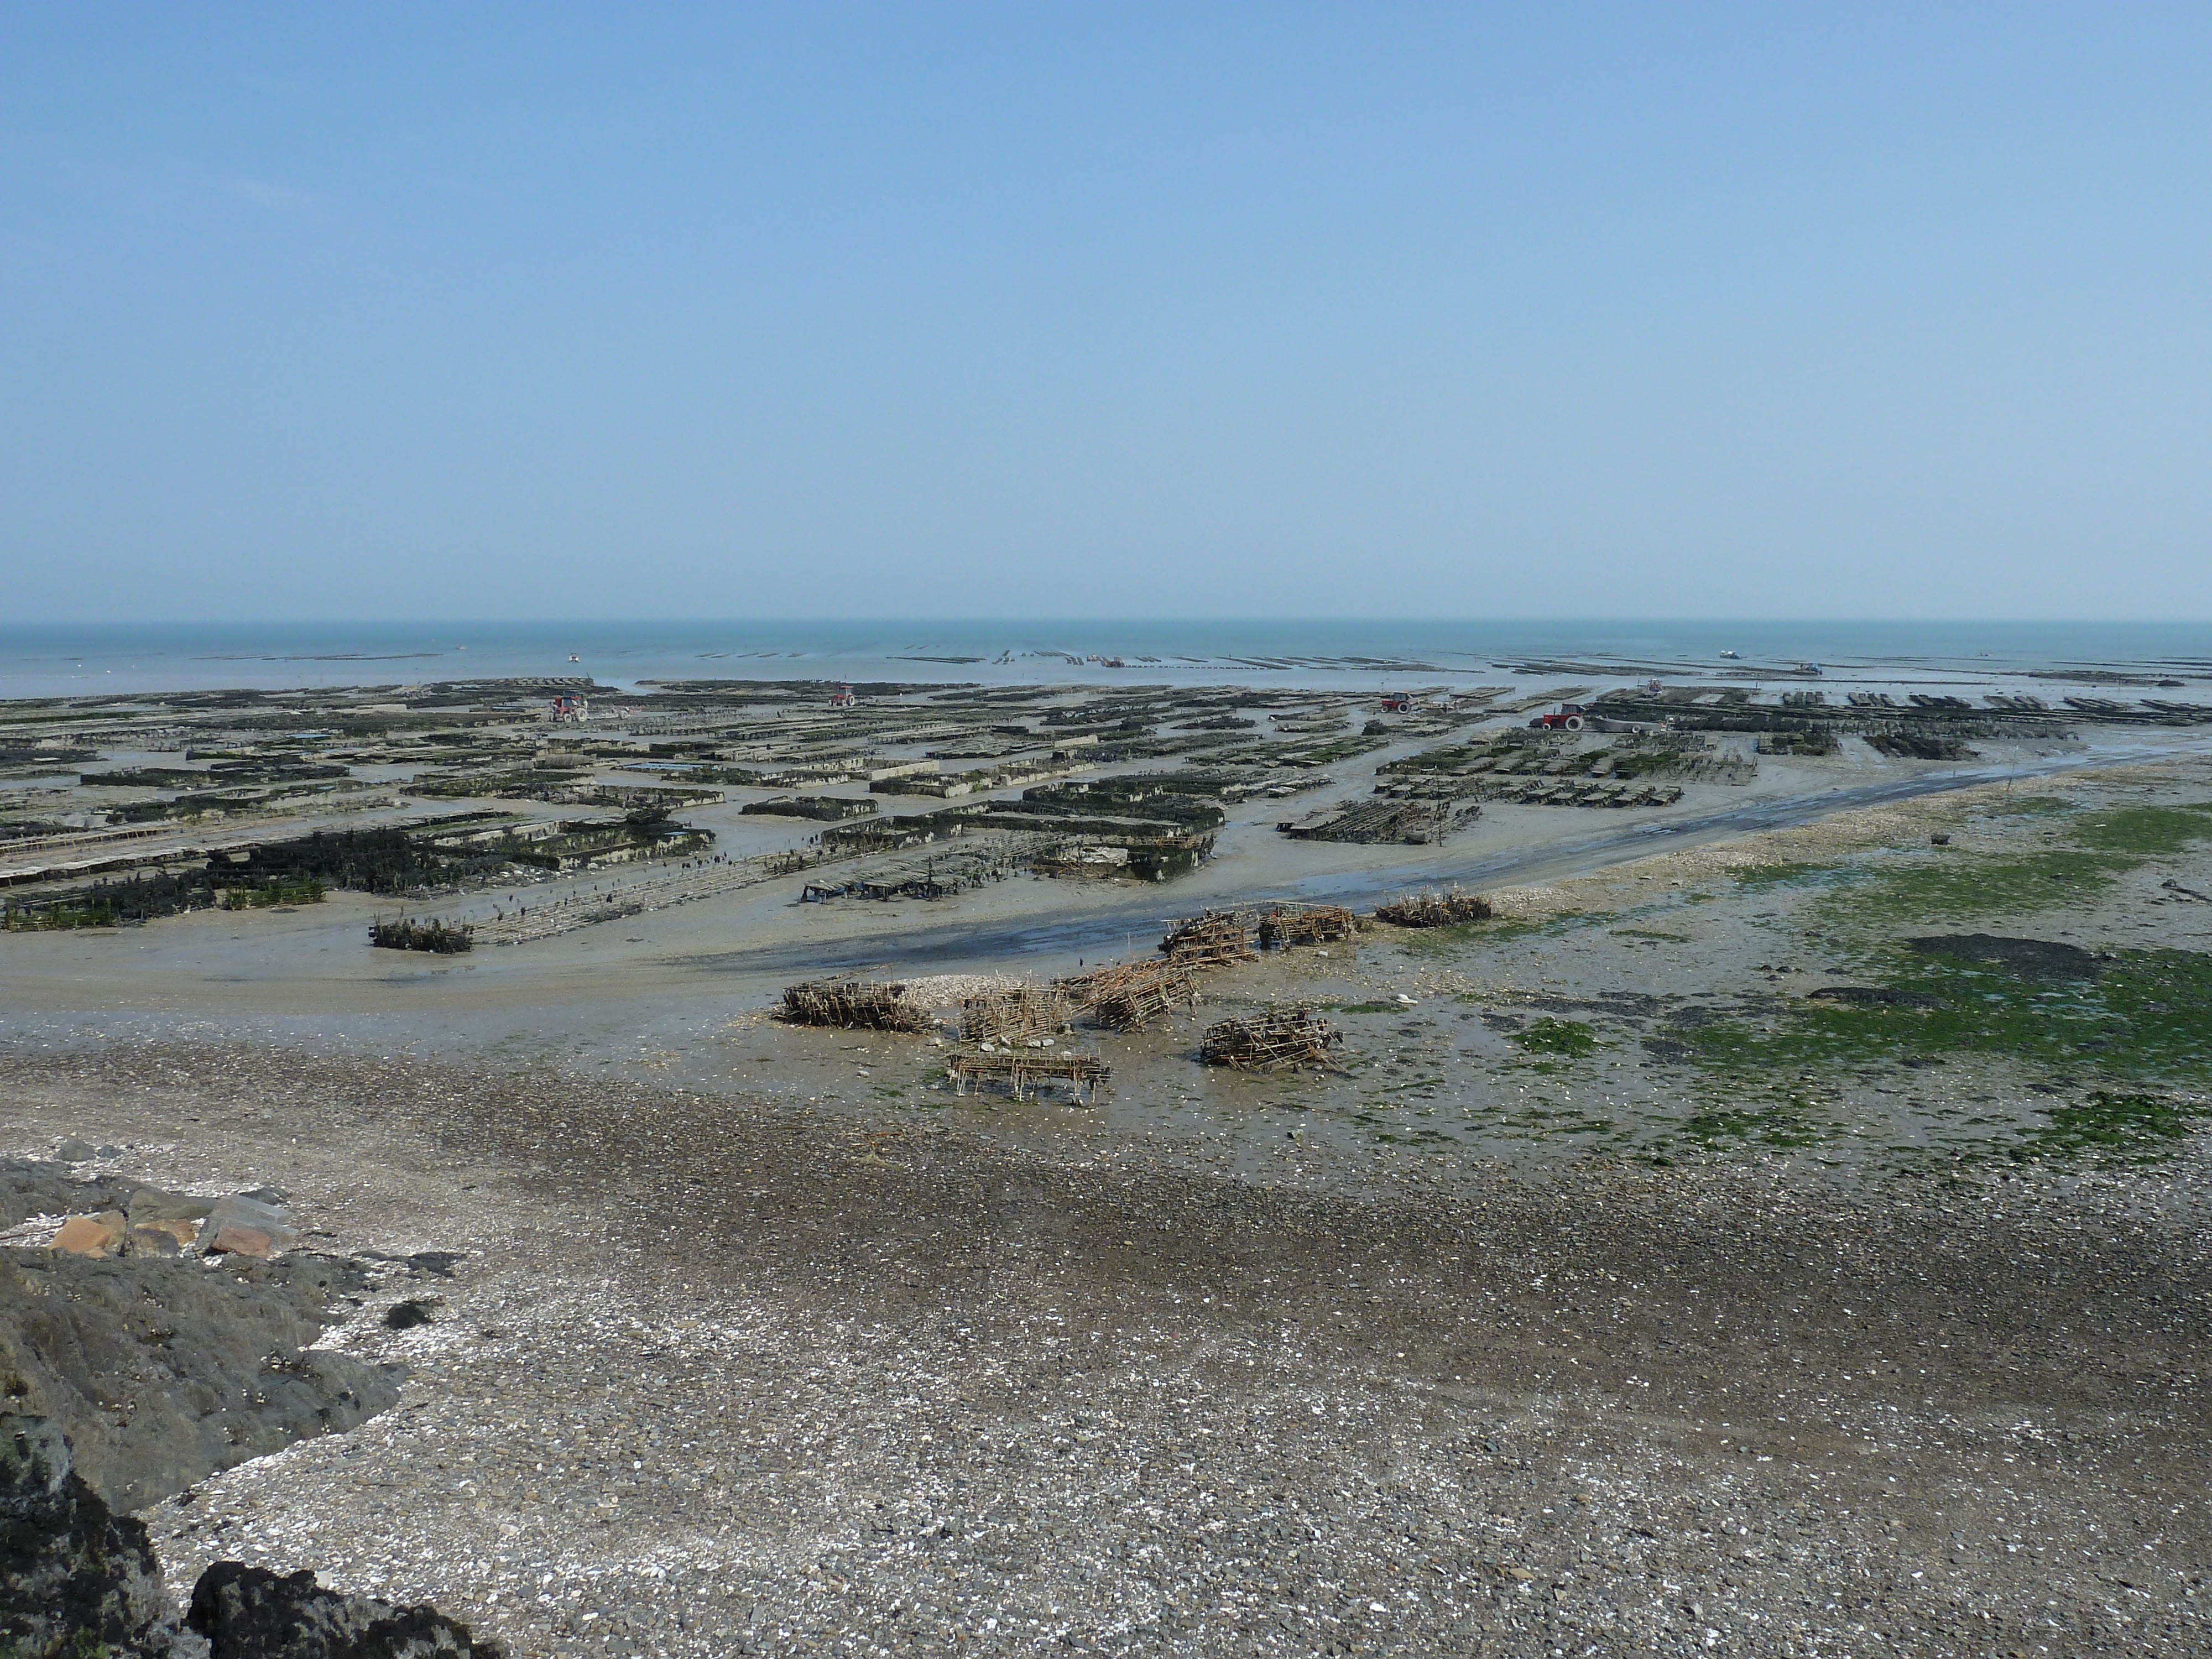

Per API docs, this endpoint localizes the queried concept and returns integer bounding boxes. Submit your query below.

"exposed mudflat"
[6,755,2212,1657]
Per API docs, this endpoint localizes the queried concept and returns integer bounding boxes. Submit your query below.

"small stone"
[50,1212,127,1258]
[205,1224,275,1258]
[127,1222,188,1257]
[145,1215,201,1248]
[55,1138,97,1162]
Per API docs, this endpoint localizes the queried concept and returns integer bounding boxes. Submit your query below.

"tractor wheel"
[1563,716,1584,732]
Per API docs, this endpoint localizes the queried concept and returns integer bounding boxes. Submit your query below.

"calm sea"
[2,619,2208,701]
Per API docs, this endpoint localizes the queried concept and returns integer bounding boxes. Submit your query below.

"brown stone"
[142,1216,200,1249]
[203,1224,275,1259]
[126,1220,193,1256]
[50,1212,127,1258]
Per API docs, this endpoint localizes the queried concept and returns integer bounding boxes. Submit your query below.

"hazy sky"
[5,4,2209,622]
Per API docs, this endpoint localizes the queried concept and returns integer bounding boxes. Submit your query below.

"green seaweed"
[220,875,328,911]
[1730,861,1849,891]
[1375,1074,1449,1094]
[2008,1091,2211,1166]
[1509,1018,1600,1058]
[1781,801,2212,938]
[1684,947,2212,1087]
[1400,910,1611,952]
[2064,802,2212,855]
[1807,848,2131,931]
[1679,1102,1823,1149]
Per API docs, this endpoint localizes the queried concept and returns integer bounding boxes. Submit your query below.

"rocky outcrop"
[1,1156,402,1509]
[0,1249,403,1509]
[189,1563,500,1658]
[1,1415,500,1659]
[1,1161,492,1656]
[0,1414,186,1658]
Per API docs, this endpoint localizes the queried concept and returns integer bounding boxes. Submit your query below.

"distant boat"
[569,654,581,662]
[1719,650,1740,660]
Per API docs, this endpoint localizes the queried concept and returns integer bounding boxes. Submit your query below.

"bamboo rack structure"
[1256,904,1358,950]
[1277,798,1453,844]
[1371,888,1494,927]
[368,916,474,953]
[1160,909,1256,968]
[945,1048,1110,1102]
[1058,957,1198,1031]
[779,979,937,1032]
[1199,1006,1344,1070]
[960,984,1072,1044]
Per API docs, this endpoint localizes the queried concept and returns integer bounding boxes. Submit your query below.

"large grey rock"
[189,1563,503,1658]
[196,1194,300,1258]
[0,1155,139,1230]
[0,1413,182,1658]
[1,1416,495,1659]
[0,1249,401,1507]
[129,1187,219,1229]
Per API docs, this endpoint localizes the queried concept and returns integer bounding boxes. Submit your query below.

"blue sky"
[4,4,2208,622]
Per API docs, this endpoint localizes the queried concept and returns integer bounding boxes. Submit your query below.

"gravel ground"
[3,1042,2206,1659]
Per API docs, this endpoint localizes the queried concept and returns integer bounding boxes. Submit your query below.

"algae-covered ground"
[1648,795,2212,1169]
[914,758,2212,1191]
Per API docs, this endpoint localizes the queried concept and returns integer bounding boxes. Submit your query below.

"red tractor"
[1529,702,1592,732]
[1379,692,1414,713]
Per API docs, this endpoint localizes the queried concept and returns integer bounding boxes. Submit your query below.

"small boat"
[568,654,581,662]
[1719,649,1740,660]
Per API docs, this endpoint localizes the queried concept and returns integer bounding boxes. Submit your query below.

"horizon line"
[4,616,2208,630]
